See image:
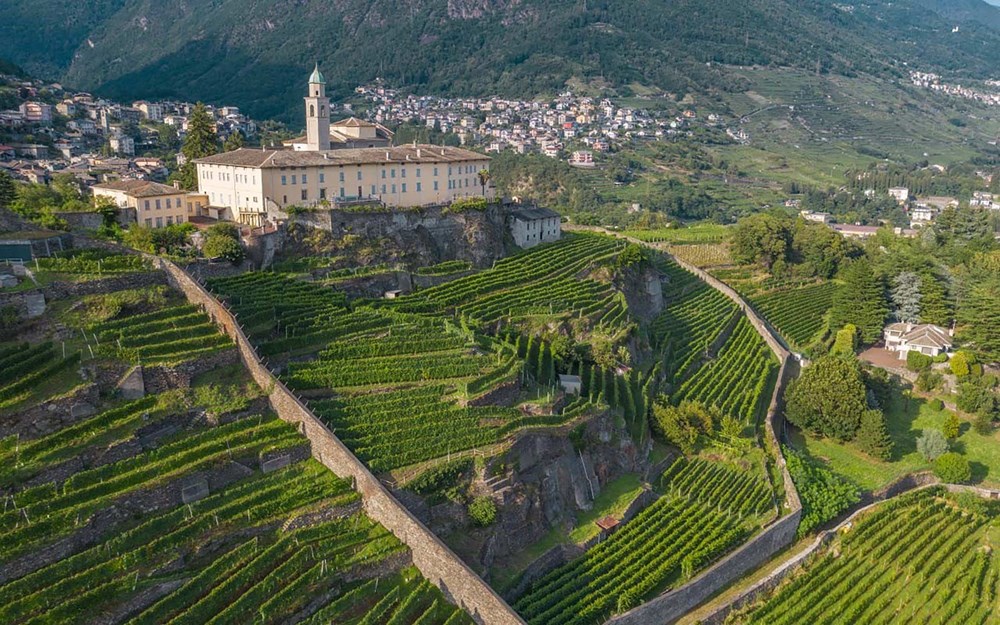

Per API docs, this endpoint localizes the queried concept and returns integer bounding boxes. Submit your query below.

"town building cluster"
[909,71,1000,107]
[0,71,257,189]
[354,82,719,163]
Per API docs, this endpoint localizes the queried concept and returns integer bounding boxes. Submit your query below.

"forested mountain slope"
[2,0,1000,120]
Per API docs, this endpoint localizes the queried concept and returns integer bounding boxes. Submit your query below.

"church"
[194,65,492,227]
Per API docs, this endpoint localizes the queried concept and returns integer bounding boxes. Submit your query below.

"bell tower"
[305,63,330,151]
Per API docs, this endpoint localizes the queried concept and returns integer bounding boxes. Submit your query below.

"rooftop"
[511,206,561,221]
[195,145,490,168]
[92,179,182,197]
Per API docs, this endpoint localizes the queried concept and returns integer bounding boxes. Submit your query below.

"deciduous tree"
[785,356,869,441]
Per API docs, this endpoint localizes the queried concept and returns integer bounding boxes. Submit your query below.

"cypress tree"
[176,103,219,190]
[857,409,893,460]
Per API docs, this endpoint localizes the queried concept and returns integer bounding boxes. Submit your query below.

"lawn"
[788,386,1000,491]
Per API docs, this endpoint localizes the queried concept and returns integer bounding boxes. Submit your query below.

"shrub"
[933,452,971,484]
[906,350,933,372]
[468,496,497,527]
[930,398,944,411]
[206,222,241,240]
[973,414,993,436]
[942,412,961,440]
[784,446,861,537]
[916,429,949,462]
[915,370,944,393]
[949,351,970,377]
[203,235,244,263]
[830,324,858,357]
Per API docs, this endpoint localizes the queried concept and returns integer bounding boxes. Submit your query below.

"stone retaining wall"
[562,227,802,625]
[146,255,524,625]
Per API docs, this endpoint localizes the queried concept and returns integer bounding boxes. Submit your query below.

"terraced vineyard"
[0,342,80,409]
[732,488,1000,625]
[388,234,632,334]
[515,458,773,625]
[93,303,234,364]
[652,260,737,383]
[749,282,838,348]
[208,273,579,473]
[1,294,473,625]
[671,317,779,422]
[37,249,150,275]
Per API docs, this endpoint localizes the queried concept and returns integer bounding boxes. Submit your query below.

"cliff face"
[289,205,508,268]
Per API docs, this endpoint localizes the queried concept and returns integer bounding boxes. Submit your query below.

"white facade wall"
[511,216,561,249]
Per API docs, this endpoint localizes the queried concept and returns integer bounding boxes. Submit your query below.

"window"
[145,218,152,227]
[319,188,326,199]
[433,167,439,176]
[301,174,307,184]
[370,185,376,195]
[416,168,421,178]
[381,184,386,194]
[434,181,439,191]
[340,187,345,198]
[357,170,362,180]
[448,166,453,175]
[338,171,344,182]
[401,183,406,193]
[176,215,184,223]
[291,175,297,184]
[281,175,287,185]
[144,200,150,210]
[155,217,163,227]
[301,189,307,201]
[283,195,287,204]
[401,169,406,178]
[165,198,171,209]
[166,217,173,226]
[391,169,396,179]
[319,173,325,183]
[391,184,396,193]
[416,182,422,192]
[381,169,386,179]
[155,199,161,210]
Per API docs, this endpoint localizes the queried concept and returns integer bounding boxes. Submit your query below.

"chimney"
[416,148,421,158]
[385,151,390,160]
[172,181,180,189]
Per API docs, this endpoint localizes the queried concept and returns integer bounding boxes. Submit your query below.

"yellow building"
[92,180,207,228]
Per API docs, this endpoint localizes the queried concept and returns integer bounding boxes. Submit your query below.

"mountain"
[917,0,1000,30]
[2,0,1000,121]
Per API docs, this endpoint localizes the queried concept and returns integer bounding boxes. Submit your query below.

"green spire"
[308,62,326,85]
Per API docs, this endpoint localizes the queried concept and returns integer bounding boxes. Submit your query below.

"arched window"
[309,104,315,117]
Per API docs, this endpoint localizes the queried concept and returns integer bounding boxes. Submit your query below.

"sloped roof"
[196,145,489,168]
[903,324,952,349]
[511,206,561,221]
[92,179,180,197]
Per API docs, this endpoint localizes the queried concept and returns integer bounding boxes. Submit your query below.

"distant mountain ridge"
[2,0,1000,120]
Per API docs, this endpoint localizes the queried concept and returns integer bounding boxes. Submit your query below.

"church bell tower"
[305,63,330,151]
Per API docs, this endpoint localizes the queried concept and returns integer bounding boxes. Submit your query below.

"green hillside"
[2,0,1000,120]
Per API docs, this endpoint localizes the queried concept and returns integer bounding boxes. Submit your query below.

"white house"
[884,322,953,360]
[509,206,561,249]
[889,187,910,203]
[909,204,938,227]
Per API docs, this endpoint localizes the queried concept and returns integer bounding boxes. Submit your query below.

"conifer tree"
[958,275,1000,363]
[830,259,888,344]
[223,130,245,152]
[857,409,893,460]
[0,171,16,209]
[919,271,952,326]
[890,271,922,323]
[176,103,219,190]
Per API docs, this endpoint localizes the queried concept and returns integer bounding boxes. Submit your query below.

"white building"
[194,66,491,226]
[971,192,998,210]
[889,187,910,203]
[109,133,135,156]
[569,150,595,168]
[884,322,953,360]
[800,210,831,224]
[909,204,938,227]
[509,206,561,249]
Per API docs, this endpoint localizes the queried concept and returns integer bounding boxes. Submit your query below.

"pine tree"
[890,271,922,323]
[919,271,952,326]
[223,130,245,152]
[957,275,1000,363]
[830,259,888,344]
[857,409,893,460]
[176,103,219,190]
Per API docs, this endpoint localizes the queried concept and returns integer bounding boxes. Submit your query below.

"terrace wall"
[146,255,525,625]
[568,227,803,625]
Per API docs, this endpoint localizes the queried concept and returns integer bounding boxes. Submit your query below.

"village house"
[19,102,52,124]
[888,187,910,204]
[92,180,207,228]
[508,205,561,249]
[909,204,938,227]
[884,322,954,360]
[568,150,595,168]
[800,210,831,224]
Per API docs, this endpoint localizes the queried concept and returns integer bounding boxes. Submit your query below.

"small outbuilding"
[558,374,582,395]
[509,205,561,249]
